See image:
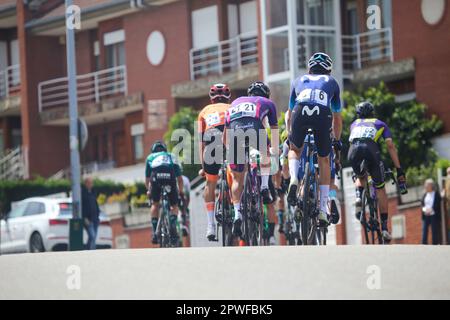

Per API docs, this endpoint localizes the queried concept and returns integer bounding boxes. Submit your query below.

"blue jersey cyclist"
[286,52,343,225]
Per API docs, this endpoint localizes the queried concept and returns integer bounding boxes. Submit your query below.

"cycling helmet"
[356,101,375,118]
[151,140,167,153]
[248,81,270,98]
[209,83,231,103]
[308,52,333,74]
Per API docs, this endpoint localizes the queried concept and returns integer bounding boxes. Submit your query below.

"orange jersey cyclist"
[198,83,232,241]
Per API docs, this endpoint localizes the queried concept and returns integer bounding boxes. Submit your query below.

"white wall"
[191,5,219,48]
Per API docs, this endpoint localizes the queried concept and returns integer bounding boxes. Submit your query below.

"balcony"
[189,32,259,81]
[0,64,21,116]
[342,28,393,78]
[38,66,143,125]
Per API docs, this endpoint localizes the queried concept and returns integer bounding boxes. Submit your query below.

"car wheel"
[30,232,45,253]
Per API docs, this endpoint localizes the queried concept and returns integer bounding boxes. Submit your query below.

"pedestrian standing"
[421,179,441,245]
[82,177,100,250]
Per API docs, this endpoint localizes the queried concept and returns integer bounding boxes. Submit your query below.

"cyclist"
[348,101,406,241]
[198,83,232,241]
[296,133,341,224]
[286,52,342,225]
[145,141,184,245]
[223,81,279,236]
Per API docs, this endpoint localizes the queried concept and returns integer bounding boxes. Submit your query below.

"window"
[104,30,126,68]
[191,6,219,49]
[0,129,4,156]
[345,0,359,35]
[131,123,144,161]
[297,0,334,26]
[265,0,288,29]
[133,135,144,160]
[239,1,258,34]
[8,202,28,219]
[366,0,392,28]
[24,202,46,216]
[11,129,21,149]
[267,31,289,75]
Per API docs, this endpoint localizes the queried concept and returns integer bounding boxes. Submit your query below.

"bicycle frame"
[299,130,327,245]
[241,145,263,246]
[215,161,234,246]
[156,185,174,248]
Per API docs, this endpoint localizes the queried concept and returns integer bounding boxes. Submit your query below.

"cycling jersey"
[226,96,278,172]
[288,74,341,157]
[198,103,229,178]
[289,74,341,112]
[348,118,392,189]
[349,118,392,143]
[198,103,229,135]
[145,151,182,178]
[225,96,278,127]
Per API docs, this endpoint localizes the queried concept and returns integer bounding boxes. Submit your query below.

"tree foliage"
[163,107,200,180]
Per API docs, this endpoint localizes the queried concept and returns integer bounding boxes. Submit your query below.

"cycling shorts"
[150,166,179,206]
[289,103,332,157]
[348,139,385,189]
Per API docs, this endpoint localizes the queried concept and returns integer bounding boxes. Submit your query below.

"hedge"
[0,178,125,217]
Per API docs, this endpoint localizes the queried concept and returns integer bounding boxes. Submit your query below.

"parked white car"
[0,197,113,254]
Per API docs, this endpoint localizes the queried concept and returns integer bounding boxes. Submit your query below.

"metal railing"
[38,65,128,112]
[0,65,21,99]
[189,32,258,80]
[342,28,393,74]
[0,147,25,180]
[50,160,116,180]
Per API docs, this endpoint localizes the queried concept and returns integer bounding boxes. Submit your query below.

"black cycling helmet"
[308,52,333,74]
[356,101,375,119]
[151,140,167,153]
[248,81,270,99]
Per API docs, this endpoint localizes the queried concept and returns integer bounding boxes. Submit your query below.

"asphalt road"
[0,245,449,299]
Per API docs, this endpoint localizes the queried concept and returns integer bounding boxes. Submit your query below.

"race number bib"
[296,89,328,106]
[349,126,377,141]
[229,103,257,120]
[151,154,171,168]
[205,112,221,127]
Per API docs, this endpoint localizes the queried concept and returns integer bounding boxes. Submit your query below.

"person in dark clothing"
[421,179,441,245]
[82,177,100,250]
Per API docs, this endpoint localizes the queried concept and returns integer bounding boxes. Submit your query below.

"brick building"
[1,0,449,245]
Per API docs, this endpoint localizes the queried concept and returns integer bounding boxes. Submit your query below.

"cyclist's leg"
[267,176,278,244]
[287,106,307,204]
[203,157,220,239]
[348,143,366,219]
[366,143,389,237]
[149,173,162,244]
[314,109,333,223]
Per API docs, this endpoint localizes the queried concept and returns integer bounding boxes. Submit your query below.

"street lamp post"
[65,0,83,250]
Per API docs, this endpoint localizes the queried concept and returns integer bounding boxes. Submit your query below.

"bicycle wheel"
[360,189,370,244]
[301,164,311,245]
[241,172,252,245]
[221,179,234,247]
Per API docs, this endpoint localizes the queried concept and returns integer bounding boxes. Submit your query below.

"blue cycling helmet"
[308,52,333,74]
[151,140,167,153]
